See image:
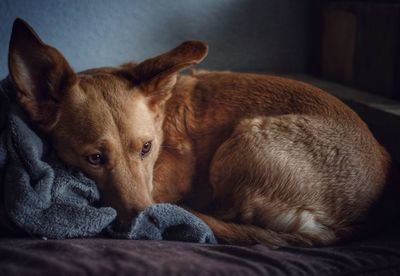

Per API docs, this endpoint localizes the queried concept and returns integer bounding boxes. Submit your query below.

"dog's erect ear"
[8,18,76,130]
[129,41,208,106]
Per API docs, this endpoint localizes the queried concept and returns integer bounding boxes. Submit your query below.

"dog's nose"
[115,200,154,231]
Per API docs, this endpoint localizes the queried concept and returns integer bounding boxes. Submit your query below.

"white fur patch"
[297,210,325,235]
[273,209,326,236]
[272,210,297,231]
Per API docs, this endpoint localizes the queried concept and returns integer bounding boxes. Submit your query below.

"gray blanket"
[0,77,216,244]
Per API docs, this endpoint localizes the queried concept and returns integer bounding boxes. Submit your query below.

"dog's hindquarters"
[202,115,389,247]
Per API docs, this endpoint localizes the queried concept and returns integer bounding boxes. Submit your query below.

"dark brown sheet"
[1,234,400,276]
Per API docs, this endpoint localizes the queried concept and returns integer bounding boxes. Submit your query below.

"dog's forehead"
[77,72,132,97]
[75,73,149,118]
[60,72,154,144]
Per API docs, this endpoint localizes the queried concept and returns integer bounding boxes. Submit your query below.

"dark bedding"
[1,230,400,276]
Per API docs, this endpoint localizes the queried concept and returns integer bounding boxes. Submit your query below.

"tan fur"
[8,19,393,246]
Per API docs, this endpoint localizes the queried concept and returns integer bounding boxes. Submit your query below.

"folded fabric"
[110,204,217,244]
[0,77,216,244]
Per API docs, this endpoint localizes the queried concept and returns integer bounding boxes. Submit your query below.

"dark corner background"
[310,0,400,101]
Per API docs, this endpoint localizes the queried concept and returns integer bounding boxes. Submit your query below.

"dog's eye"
[86,153,106,166]
[141,141,152,159]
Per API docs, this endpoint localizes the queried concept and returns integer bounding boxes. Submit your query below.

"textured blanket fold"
[0,77,216,244]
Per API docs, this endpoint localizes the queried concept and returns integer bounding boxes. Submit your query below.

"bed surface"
[1,230,400,276]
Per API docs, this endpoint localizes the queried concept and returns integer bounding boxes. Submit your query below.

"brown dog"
[8,18,392,246]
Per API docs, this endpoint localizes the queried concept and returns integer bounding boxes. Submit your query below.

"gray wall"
[0,0,313,78]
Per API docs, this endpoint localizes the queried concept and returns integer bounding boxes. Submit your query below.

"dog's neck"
[162,76,195,146]
[152,74,231,209]
[151,75,199,204]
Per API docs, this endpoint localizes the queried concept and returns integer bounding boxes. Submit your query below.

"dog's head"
[8,19,207,226]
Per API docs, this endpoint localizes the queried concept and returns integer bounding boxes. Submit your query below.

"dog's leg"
[197,115,387,247]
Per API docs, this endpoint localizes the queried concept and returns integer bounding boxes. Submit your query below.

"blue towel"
[0,77,216,244]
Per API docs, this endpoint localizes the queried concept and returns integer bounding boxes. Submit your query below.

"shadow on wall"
[0,0,312,77]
